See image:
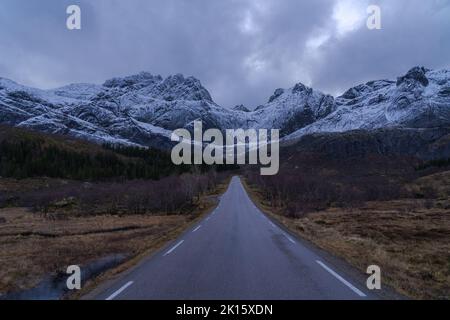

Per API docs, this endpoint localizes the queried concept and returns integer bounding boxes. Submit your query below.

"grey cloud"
[0,0,448,108]
[305,0,450,95]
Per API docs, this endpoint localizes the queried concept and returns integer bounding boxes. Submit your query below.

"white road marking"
[105,281,134,300]
[269,221,276,228]
[316,260,367,297]
[284,234,296,244]
[164,240,184,256]
[192,225,201,232]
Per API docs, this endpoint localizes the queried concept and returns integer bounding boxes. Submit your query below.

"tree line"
[0,138,186,180]
[0,133,240,180]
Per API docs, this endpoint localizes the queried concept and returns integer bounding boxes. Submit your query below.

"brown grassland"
[0,176,230,297]
[243,170,450,299]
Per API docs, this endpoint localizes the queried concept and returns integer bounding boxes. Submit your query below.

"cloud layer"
[0,0,449,108]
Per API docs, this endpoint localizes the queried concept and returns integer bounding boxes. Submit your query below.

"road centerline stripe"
[164,240,184,256]
[192,225,201,232]
[105,281,134,300]
[316,260,367,297]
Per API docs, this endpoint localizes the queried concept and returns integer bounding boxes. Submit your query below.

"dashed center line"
[192,225,201,232]
[316,260,367,297]
[164,240,184,256]
[105,281,134,300]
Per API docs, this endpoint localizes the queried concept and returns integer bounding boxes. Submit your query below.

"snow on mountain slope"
[251,82,336,133]
[285,67,450,141]
[0,66,449,149]
[0,70,335,147]
[0,73,240,148]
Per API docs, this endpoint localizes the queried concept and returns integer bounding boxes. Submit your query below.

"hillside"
[1,66,448,156]
[0,125,185,180]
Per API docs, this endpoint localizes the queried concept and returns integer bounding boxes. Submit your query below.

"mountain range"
[1,66,449,159]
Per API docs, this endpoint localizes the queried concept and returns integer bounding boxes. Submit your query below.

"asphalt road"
[94,176,376,300]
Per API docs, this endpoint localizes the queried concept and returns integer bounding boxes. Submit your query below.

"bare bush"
[2,172,227,216]
[244,154,409,218]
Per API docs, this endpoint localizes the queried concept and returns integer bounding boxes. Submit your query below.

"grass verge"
[0,177,231,299]
[242,175,450,300]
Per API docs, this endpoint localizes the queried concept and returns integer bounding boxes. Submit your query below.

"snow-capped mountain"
[0,66,449,151]
[285,67,450,141]
[0,71,336,147]
[0,72,239,148]
[251,83,336,133]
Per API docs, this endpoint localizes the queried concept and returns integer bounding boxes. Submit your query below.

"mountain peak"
[157,74,213,102]
[103,72,163,89]
[267,82,314,104]
[292,82,312,94]
[100,72,213,102]
[268,88,285,103]
[396,66,430,87]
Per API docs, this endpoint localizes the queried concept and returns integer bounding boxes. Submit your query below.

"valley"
[0,65,449,300]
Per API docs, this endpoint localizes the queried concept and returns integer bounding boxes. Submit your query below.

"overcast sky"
[0,0,449,108]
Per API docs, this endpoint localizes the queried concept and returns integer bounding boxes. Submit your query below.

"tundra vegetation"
[0,126,232,296]
[244,147,450,299]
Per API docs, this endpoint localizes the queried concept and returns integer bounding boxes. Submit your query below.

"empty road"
[93,176,375,300]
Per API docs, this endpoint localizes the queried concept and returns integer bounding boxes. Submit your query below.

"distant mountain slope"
[0,66,449,153]
[285,67,450,140]
[0,71,337,147]
[250,82,336,133]
[0,73,220,149]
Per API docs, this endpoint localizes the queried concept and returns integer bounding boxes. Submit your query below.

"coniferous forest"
[0,126,187,180]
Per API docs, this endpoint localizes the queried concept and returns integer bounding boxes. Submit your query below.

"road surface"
[93,176,376,300]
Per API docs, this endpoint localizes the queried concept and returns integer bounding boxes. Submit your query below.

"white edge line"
[269,221,276,228]
[164,240,184,256]
[316,260,367,297]
[192,225,201,232]
[105,281,134,300]
[284,234,295,244]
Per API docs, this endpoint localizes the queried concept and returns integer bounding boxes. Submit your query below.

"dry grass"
[0,178,231,297]
[0,177,66,193]
[0,208,191,294]
[243,173,450,300]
